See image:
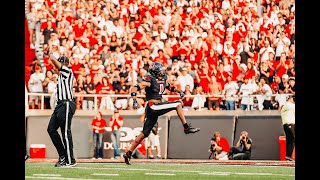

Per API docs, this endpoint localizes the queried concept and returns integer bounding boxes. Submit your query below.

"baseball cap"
[58,56,69,63]
[240,63,247,71]
[289,77,295,81]
[282,74,289,79]
[35,65,41,71]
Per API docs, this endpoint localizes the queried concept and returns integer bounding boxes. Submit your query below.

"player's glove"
[165,82,171,90]
[133,98,138,109]
[179,91,186,99]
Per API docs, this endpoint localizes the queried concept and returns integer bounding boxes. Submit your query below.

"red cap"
[35,65,41,70]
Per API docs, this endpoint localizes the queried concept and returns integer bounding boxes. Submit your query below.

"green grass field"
[25,162,295,180]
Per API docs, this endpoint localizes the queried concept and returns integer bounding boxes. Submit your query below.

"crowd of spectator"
[26,0,295,111]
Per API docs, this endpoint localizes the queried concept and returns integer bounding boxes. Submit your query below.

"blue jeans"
[93,132,104,158]
[226,100,236,110]
[110,130,121,157]
[241,104,252,111]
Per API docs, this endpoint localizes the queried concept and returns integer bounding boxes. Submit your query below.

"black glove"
[179,91,185,99]
[165,82,171,90]
[133,98,138,109]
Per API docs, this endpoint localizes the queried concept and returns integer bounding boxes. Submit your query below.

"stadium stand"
[25,18,37,84]
[25,0,295,111]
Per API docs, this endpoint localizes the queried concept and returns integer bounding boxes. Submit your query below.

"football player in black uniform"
[123,62,200,165]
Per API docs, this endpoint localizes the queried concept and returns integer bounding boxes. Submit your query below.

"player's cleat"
[123,152,131,165]
[54,156,66,167]
[184,124,200,134]
[66,160,77,167]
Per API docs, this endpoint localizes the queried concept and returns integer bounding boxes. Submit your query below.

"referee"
[47,53,77,167]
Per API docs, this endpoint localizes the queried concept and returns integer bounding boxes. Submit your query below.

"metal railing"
[26,92,293,111]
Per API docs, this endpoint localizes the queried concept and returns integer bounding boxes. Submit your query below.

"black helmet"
[148,62,165,78]
[58,56,69,63]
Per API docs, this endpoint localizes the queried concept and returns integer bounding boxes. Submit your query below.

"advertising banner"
[26,115,168,159]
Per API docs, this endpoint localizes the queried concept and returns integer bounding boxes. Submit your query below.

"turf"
[25,162,295,180]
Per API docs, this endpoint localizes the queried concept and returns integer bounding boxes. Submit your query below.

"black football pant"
[283,123,295,158]
[142,101,181,137]
[47,100,76,164]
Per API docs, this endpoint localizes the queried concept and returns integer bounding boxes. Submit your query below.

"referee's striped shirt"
[56,65,75,101]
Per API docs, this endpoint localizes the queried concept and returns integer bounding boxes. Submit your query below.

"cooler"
[30,144,46,158]
[278,136,286,161]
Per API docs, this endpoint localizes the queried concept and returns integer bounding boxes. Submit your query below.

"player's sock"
[183,123,189,129]
[127,150,132,157]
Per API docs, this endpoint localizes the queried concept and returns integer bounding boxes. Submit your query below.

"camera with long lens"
[211,137,216,143]
[208,137,217,159]
[210,137,216,151]
[241,136,246,143]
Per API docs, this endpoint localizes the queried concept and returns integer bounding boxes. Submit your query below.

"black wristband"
[131,92,137,97]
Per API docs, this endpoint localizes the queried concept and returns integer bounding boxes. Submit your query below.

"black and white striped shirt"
[56,65,75,101]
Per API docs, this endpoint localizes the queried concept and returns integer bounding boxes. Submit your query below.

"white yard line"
[235,172,294,177]
[199,172,295,177]
[25,176,105,180]
[92,173,119,176]
[235,172,273,175]
[74,166,202,173]
[199,172,231,176]
[33,174,61,177]
[73,166,294,177]
[145,173,176,176]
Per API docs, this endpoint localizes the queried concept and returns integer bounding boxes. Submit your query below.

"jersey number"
[159,83,164,94]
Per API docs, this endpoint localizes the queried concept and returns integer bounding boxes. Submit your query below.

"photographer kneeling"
[208,131,230,160]
[228,131,252,160]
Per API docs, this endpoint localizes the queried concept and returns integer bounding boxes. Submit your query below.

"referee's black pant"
[283,123,295,158]
[47,99,76,164]
[142,101,181,137]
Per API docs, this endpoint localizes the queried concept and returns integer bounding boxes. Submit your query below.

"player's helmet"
[148,62,165,78]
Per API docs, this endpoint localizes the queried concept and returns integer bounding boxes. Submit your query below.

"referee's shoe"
[25,154,29,161]
[66,160,77,167]
[55,156,66,167]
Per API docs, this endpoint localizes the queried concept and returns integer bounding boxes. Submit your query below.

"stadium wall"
[26,110,284,160]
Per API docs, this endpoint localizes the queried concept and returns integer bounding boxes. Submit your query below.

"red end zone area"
[26,158,295,167]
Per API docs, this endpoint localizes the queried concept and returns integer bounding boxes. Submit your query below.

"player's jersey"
[143,73,166,101]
